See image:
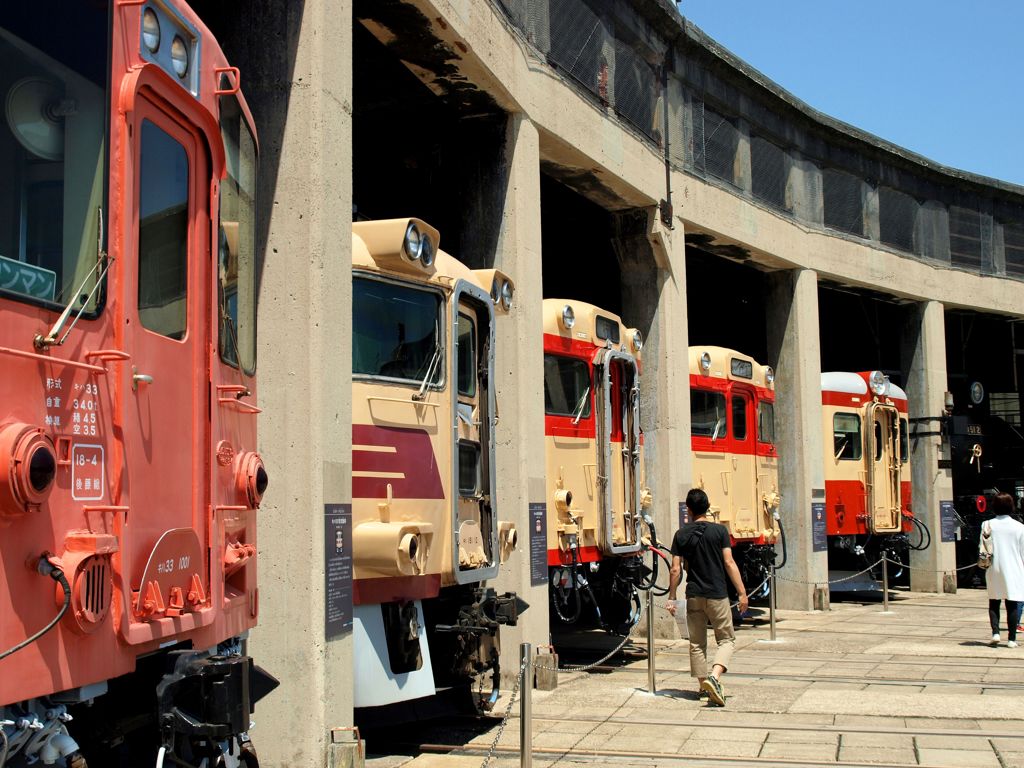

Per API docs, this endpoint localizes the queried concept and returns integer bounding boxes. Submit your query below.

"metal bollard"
[769,566,777,641]
[647,587,656,694]
[881,555,889,613]
[520,642,532,768]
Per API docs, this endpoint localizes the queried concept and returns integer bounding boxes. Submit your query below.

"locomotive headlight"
[403,222,423,262]
[631,329,643,352]
[765,366,775,386]
[869,370,888,396]
[398,532,424,574]
[142,8,161,52]
[170,36,189,78]
[561,304,575,330]
[970,381,985,405]
[490,277,500,304]
[700,351,712,372]
[500,280,513,310]
[235,451,268,508]
[0,424,57,515]
[419,234,435,267]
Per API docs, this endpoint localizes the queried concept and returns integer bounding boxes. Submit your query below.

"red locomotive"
[1,2,274,765]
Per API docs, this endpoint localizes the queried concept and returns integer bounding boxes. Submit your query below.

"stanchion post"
[520,642,532,768]
[881,555,889,613]
[769,566,777,642]
[647,587,656,694]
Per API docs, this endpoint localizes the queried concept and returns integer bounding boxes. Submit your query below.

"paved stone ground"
[368,588,1024,767]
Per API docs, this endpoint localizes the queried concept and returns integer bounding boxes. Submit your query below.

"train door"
[595,349,640,554]
[122,94,210,624]
[729,388,757,535]
[867,402,901,533]
[691,386,728,521]
[451,282,498,581]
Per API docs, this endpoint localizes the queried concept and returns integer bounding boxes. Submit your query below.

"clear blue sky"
[678,1,1024,187]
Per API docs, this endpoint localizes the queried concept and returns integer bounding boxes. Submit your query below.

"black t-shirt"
[671,520,730,599]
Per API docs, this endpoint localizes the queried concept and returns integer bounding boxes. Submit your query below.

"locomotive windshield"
[352,276,444,384]
[544,354,591,418]
[0,4,108,312]
[758,401,775,443]
[834,413,862,460]
[219,95,258,374]
[691,390,726,438]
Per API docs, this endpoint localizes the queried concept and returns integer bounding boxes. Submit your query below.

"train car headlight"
[419,234,435,267]
[235,451,268,508]
[561,305,575,330]
[0,424,57,515]
[490,277,500,304]
[170,36,189,78]
[403,222,423,262]
[500,280,513,310]
[765,366,775,386]
[142,8,161,52]
[869,370,888,396]
[700,351,712,372]
[631,329,643,352]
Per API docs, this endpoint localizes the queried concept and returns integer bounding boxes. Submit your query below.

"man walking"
[667,488,748,706]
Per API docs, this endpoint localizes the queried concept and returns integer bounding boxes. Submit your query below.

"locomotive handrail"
[216,384,263,414]
[366,395,440,408]
[85,349,131,362]
[0,346,107,374]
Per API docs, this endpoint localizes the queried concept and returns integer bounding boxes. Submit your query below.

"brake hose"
[551,544,582,623]
[774,514,788,570]
[0,556,71,661]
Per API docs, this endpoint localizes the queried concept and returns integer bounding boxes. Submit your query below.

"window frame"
[833,412,863,461]
[351,271,446,389]
[458,439,481,497]
[456,311,477,398]
[757,400,775,445]
[543,353,593,419]
[690,388,728,439]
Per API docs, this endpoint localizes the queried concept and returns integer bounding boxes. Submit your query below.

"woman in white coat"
[984,493,1024,647]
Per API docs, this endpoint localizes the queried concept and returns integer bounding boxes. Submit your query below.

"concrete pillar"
[766,269,829,611]
[616,206,691,638]
[250,1,356,766]
[902,301,957,593]
[491,114,550,677]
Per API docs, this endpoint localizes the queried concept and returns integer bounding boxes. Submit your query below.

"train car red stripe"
[548,546,601,566]
[352,424,445,499]
[353,574,442,605]
[821,390,908,413]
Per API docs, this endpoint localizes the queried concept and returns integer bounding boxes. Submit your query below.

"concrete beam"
[490,114,551,678]
[249,0,356,765]
[766,268,829,611]
[902,301,957,593]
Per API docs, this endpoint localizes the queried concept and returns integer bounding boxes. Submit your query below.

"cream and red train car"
[351,219,521,718]
[1,3,274,765]
[821,371,912,579]
[542,299,651,634]
[689,347,780,590]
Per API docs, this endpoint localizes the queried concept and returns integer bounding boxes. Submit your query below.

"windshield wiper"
[711,416,724,442]
[412,322,441,402]
[35,208,111,349]
[571,386,591,425]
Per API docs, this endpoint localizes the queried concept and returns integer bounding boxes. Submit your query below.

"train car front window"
[833,413,862,460]
[757,401,775,444]
[691,390,726,438]
[0,3,108,312]
[218,95,257,374]
[352,277,443,384]
[899,417,908,464]
[544,354,591,418]
[731,396,748,440]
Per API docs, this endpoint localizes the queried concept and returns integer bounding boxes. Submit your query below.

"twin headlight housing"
[490,276,514,311]
[403,222,436,268]
[140,5,196,85]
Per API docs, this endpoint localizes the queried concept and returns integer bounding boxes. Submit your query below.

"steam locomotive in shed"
[351,219,522,719]
[1,2,275,765]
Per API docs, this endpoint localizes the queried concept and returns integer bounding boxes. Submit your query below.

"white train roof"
[821,372,907,401]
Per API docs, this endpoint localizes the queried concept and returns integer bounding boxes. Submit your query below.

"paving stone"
[837,746,917,764]
[916,748,1000,767]
[677,738,763,758]
[905,717,981,730]
[765,729,839,744]
[992,738,1024,751]
[758,742,837,761]
[916,734,994,749]
[833,715,906,728]
[839,733,915,749]
[686,727,768,743]
[998,752,1024,768]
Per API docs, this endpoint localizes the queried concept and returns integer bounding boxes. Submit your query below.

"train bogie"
[351,219,522,718]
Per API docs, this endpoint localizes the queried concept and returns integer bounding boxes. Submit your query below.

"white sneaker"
[1009,641,1019,648]
[992,634,1000,646]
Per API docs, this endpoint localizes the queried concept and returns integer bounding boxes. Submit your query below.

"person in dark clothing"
[667,488,748,706]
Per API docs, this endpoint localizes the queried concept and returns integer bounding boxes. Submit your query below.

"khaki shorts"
[685,596,735,678]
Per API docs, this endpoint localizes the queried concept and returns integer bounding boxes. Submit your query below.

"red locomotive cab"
[1,3,273,765]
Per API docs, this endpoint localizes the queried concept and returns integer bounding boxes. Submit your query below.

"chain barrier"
[773,558,885,587]
[480,652,529,768]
